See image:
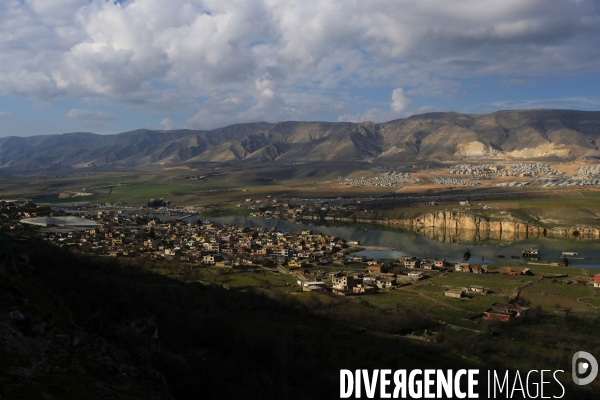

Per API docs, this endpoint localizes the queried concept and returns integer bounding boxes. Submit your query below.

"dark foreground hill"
[1,231,597,399]
[0,232,459,399]
[1,109,600,169]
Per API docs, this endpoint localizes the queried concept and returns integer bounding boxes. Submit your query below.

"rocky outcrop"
[406,211,537,242]
[404,212,600,242]
[304,212,600,243]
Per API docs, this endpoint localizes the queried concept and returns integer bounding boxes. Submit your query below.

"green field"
[177,264,600,334]
[521,278,595,298]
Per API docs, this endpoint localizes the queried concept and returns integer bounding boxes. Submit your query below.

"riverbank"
[211,216,600,269]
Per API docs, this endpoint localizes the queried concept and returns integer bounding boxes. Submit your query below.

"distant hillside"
[1,109,600,169]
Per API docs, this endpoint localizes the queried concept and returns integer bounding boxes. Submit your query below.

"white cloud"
[391,88,412,112]
[64,108,118,121]
[158,118,176,130]
[0,0,599,127]
[186,97,246,130]
[338,88,413,123]
[187,80,303,129]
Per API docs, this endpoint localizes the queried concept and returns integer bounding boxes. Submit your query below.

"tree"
[463,249,471,261]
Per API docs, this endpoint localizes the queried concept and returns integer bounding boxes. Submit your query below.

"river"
[192,216,600,269]
[86,210,600,268]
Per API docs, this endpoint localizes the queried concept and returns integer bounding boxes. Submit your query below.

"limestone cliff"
[314,211,600,243]
[405,211,547,242]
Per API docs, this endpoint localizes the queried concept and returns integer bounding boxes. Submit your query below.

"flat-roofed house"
[484,303,530,322]
[353,284,377,294]
[332,275,356,291]
[445,289,465,299]
[405,259,421,269]
[367,264,389,273]
[455,263,471,273]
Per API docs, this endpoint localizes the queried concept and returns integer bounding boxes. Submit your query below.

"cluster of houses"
[577,165,600,176]
[495,163,561,177]
[496,176,600,188]
[432,177,482,186]
[445,162,571,188]
[448,163,563,178]
[452,262,531,275]
[11,207,464,296]
[339,172,422,188]
[305,256,453,296]
[32,211,365,269]
[448,164,503,176]
[0,199,38,222]
[248,200,360,218]
[297,260,430,296]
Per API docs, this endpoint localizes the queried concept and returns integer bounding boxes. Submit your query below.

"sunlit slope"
[2,109,600,169]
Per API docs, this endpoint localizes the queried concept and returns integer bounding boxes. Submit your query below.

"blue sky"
[1,0,600,136]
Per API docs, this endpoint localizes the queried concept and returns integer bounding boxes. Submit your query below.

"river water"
[89,210,600,268]
[195,216,600,269]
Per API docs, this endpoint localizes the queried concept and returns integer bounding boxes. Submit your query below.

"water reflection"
[412,226,530,243]
[207,216,600,269]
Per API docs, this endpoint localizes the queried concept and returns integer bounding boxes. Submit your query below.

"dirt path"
[576,286,598,308]
[411,290,468,312]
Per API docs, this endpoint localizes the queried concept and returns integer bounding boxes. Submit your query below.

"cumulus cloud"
[64,109,118,121]
[1,0,600,127]
[391,88,412,112]
[158,118,176,130]
[186,97,246,130]
[187,80,303,129]
[339,88,414,123]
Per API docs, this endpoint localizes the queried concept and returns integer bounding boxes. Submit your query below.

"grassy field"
[2,163,599,208]
[173,262,600,333]
[526,264,590,276]
[521,278,595,298]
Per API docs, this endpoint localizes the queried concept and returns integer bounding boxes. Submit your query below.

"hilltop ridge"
[1,109,600,169]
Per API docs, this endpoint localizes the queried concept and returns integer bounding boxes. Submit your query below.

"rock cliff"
[314,211,600,243]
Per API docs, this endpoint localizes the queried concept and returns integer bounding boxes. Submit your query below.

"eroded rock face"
[413,211,484,231]
[392,212,599,242]
[302,212,599,242]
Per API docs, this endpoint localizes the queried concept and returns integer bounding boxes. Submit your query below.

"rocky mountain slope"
[1,109,600,169]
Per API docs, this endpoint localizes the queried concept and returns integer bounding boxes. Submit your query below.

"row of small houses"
[445,277,600,323]
[453,263,532,275]
[297,265,427,295]
[444,287,531,322]
[301,272,530,323]
[0,200,38,222]
[401,256,533,276]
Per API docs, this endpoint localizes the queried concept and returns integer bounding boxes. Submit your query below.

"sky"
[1,0,600,137]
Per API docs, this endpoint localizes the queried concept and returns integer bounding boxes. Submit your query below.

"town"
[4,198,599,324]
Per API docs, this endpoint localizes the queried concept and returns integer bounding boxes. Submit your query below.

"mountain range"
[1,109,599,169]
